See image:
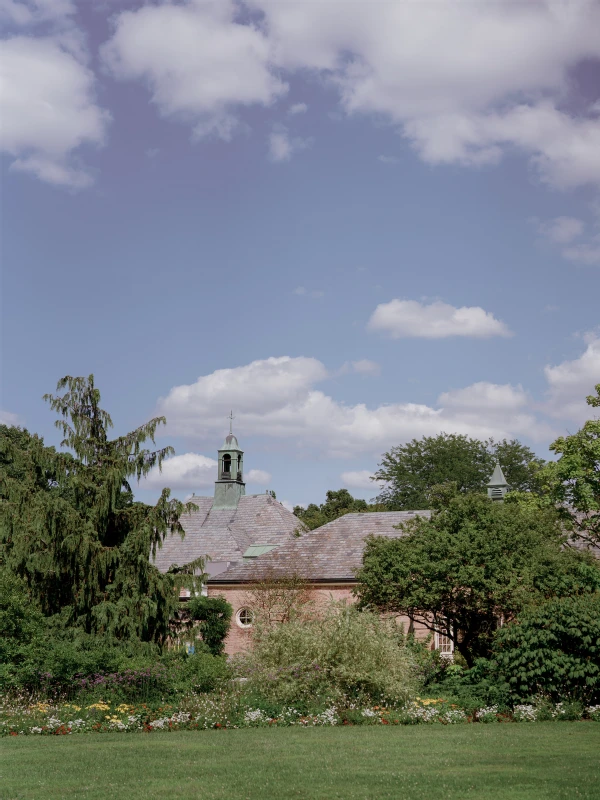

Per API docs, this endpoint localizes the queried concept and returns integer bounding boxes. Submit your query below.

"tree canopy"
[373,434,544,510]
[544,384,600,547]
[0,375,202,645]
[293,489,378,530]
[356,492,600,666]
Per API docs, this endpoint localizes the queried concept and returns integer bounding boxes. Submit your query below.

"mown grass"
[1,723,599,800]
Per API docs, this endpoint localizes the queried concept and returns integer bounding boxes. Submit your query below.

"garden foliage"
[356,492,600,666]
[234,602,419,708]
[492,594,600,704]
[186,596,233,656]
[373,433,544,510]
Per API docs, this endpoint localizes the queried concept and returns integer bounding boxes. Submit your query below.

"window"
[236,608,254,628]
[222,454,231,475]
[435,632,454,658]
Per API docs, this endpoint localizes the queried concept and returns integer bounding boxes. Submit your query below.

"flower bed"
[2,694,599,736]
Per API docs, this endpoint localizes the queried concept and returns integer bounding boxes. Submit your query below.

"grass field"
[2,723,599,800]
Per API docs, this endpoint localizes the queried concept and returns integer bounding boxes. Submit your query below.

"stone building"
[155,431,509,656]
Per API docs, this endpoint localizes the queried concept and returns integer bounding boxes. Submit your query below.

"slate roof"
[153,493,303,572]
[208,510,431,584]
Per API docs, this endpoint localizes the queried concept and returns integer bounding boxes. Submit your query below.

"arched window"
[222,454,231,476]
[236,608,254,628]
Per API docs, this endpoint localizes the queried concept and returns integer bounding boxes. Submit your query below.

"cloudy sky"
[2,0,600,509]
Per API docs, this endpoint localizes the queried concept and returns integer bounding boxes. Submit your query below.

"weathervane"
[228,410,235,435]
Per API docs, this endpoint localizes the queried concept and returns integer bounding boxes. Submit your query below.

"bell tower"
[213,413,245,509]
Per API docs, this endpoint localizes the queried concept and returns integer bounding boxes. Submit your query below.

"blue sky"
[2,0,600,510]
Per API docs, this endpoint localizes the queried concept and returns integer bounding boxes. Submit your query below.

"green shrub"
[234,602,419,708]
[187,596,233,656]
[424,659,510,715]
[492,594,600,704]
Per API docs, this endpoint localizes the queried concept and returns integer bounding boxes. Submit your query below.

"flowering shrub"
[587,705,600,721]
[234,603,419,708]
[475,705,499,723]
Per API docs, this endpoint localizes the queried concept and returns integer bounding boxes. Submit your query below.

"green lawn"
[2,724,599,800]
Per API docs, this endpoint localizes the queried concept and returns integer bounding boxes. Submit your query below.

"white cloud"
[1,36,110,187]
[143,453,218,491]
[351,359,380,377]
[538,216,584,245]
[438,382,529,413]
[288,102,307,115]
[246,468,271,485]
[377,155,399,165]
[403,103,600,190]
[0,0,75,26]
[544,335,600,422]
[368,299,511,340]
[0,408,20,426]
[341,470,375,490]
[248,0,600,188]
[101,0,287,141]
[268,125,312,162]
[435,382,551,442]
[141,452,272,492]
[562,237,600,267]
[157,355,553,458]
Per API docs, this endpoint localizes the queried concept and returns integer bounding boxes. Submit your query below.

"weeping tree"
[0,375,202,645]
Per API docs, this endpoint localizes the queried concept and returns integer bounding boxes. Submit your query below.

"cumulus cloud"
[1,36,110,187]
[544,334,600,422]
[403,103,600,190]
[268,125,312,162]
[288,102,307,115]
[538,216,585,245]
[246,468,271,485]
[562,238,600,267]
[340,470,375,490]
[101,0,286,141]
[536,212,600,266]
[368,299,511,340]
[157,355,554,458]
[141,452,272,492]
[143,453,218,490]
[247,0,600,188]
[0,0,75,26]
[0,408,20,426]
[351,360,380,377]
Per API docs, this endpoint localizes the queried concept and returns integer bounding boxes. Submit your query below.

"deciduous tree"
[356,493,600,666]
[374,434,544,510]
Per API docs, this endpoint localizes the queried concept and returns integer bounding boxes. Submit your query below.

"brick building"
[155,430,507,656]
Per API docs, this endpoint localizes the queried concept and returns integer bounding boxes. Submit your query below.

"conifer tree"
[0,375,202,645]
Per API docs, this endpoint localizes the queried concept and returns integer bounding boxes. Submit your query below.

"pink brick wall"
[208,583,435,656]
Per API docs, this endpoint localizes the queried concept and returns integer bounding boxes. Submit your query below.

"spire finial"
[228,410,235,435]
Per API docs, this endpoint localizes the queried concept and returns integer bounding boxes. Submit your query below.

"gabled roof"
[208,510,431,584]
[153,494,303,572]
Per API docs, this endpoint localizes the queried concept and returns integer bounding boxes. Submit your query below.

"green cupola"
[487,461,509,502]
[213,419,245,509]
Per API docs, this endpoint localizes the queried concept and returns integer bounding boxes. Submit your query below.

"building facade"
[155,432,510,655]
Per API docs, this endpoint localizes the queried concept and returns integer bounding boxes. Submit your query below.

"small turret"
[213,412,245,509]
[487,461,509,502]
